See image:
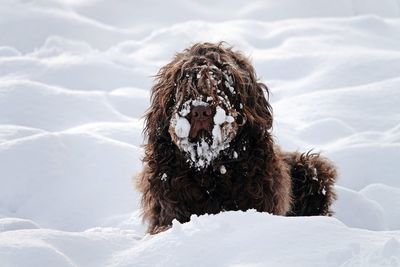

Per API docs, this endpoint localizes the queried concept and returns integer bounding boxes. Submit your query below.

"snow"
[214,106,227,125]
[171,99,236,168]
[110,212,400,267]
[220,165,227,175]
[160,173,168,182]
[191,99,209,107]
[1,0,400,266]
[174,115,191,138]
[0,218,40,233]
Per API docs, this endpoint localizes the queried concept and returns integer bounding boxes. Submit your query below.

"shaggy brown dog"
[136,42,337,234]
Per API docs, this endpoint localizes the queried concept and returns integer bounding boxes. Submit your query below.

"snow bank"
[113,211,400,267]
[3,212,399,267]
[1,0,400,266]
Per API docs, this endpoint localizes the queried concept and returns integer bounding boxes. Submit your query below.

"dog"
[136,42,337,234]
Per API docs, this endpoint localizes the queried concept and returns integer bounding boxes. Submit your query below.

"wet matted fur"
[136,42,337,234]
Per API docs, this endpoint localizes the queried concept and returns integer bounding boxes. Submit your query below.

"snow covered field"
[1,0,400,266]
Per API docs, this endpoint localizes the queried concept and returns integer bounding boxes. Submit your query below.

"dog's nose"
[189,105,214,139]
[190,105,213,122]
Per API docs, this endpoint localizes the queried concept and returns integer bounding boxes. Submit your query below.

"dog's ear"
[224,48,273,135]
[241,81,273,135]
[143,64,177,144]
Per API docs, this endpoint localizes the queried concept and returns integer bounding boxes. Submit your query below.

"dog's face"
[168,64,246,169]
[145,43,273,170]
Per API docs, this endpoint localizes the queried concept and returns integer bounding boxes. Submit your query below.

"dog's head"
[145,42,272,169]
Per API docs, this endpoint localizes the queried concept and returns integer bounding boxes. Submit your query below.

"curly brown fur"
[280,150,337,216]
[136,42,337,234]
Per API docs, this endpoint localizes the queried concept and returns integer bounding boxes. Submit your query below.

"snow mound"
[333,186,386,230]
[329,144,400,190]
[111,211,400,267]
[0,218,40,232]
[361,184,400,230]
[2,212,399,267]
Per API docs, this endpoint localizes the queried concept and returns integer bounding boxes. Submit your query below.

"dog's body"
[136,42,337,234]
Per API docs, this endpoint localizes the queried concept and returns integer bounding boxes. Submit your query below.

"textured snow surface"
[1,0,400,266]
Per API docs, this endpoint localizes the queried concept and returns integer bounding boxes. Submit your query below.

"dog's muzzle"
[189,105,214,139]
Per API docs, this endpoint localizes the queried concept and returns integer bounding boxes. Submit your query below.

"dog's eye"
[236,114,245,125]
